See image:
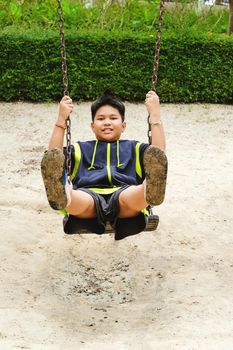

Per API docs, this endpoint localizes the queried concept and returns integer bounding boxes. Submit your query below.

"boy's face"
[91,104,126,141]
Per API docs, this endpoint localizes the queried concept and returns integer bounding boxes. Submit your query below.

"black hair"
[91,90,125,121]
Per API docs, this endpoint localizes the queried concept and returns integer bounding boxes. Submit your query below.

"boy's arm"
[145,91,166,152]
[48,95,74,151]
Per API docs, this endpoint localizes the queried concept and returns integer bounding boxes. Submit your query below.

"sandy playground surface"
[0,101,233,350]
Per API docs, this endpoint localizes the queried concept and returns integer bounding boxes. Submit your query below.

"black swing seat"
[75,214,159,235]
[105,213,159,234]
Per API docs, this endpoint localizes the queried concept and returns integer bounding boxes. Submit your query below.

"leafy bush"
[0,31,232,103]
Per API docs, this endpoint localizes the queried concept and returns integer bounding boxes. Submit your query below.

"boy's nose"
[104,119,111,125]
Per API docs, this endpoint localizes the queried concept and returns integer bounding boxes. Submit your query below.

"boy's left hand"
[145,90,160,120]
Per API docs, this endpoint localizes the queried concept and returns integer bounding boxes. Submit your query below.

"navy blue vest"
[66,139,148,191]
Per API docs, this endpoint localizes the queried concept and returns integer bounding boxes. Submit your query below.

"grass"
[0,0,229,35]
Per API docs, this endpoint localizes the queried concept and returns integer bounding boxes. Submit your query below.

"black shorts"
[63,187,147,240]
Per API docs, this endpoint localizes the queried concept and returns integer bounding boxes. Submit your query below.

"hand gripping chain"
[57,0,165,147]
[147,0,165,144]
[57,0,72,180]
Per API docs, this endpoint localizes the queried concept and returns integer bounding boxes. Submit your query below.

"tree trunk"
[229,0,233,35]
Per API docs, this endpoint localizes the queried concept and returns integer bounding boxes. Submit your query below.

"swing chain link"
[148,0,165,144]
[57,0,163,148]
[57,0,72,180]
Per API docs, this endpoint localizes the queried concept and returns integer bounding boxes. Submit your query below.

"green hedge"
[0,30,233,103]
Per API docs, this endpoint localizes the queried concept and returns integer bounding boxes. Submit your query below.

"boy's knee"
[66,192,96,217]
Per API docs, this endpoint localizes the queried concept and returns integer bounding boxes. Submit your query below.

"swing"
[56,0,165,234]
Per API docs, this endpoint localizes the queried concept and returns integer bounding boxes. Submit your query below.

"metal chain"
[148,0,165,144]
[57,0,72,180]
[57,0,163,147]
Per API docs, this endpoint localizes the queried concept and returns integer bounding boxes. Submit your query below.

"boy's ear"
[91,121,95,132]
[122,121,126,132]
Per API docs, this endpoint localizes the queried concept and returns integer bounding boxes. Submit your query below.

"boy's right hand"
[57,95,74,124]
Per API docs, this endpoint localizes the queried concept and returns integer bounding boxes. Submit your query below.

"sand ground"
[0,101,233,350]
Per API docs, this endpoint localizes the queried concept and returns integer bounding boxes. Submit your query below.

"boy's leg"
[41,148,69,210]
[41,148,96,217]
[113,186,148,240]
[119,146,167,217]
[143,146,167,206]
[66,190,96,218]
[118,184,147,218]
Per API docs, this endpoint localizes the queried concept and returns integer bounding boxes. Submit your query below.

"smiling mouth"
[102,129,113,132]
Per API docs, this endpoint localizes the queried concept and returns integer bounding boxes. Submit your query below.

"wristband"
[55,123,66,130]
[149,118,162,125]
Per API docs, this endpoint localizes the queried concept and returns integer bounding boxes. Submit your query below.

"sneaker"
[41,148,71,210]
[143,146,168,206]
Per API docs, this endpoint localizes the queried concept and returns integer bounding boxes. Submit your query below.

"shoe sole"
[143,146,168,206]
[41,148,67,210]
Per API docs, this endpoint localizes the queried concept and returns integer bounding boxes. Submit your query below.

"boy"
[41,90,167,240]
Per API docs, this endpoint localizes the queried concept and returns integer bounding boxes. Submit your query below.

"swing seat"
[105,213,159,234]
[73,214,159,235]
